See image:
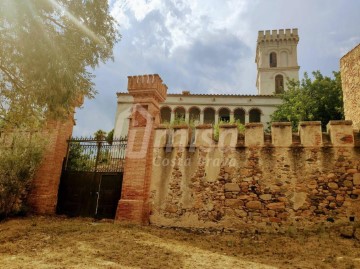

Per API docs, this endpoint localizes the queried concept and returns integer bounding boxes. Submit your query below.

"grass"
[0,216,360,268]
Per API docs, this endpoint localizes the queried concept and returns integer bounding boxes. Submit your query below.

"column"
[170,109,175,123]
[215,111,219,124]
[185,110,189,123]
[200,111,204,124]
[230,112,234,122]
[116,74,167,224]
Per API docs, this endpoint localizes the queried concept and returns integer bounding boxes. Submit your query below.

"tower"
[255,29,300,95]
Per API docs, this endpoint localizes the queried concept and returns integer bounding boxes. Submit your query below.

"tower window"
[275,75,284,94]
[270,52,277,67]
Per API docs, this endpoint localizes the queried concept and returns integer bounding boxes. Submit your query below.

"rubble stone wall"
[149,121,360,231]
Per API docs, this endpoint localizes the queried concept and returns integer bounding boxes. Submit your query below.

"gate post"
[116,74,167,224]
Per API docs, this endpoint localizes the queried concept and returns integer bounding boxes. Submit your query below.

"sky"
[73,0,360,136]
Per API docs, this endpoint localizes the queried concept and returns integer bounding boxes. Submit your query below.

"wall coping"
[195,124,213,129]
[245,123,263,128]
[299,121,321,126]
[173,124,190,129]
[155,125,168,129]
[328,120,353,126]
[219,123,238,128]
[272,122,292,127]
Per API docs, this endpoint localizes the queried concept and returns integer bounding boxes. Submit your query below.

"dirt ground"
[0,216,360,269]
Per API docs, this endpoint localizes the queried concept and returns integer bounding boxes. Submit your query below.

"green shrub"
[213,119,245,141]
[0,132,45,219]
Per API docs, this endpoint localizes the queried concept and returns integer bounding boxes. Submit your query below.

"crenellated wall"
[149,121,360,231]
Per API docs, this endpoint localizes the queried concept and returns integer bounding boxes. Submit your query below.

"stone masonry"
[149,121,360,231]
[341,43,360,129]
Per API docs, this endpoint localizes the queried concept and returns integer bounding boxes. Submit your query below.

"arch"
[189,106,200,123]
[160,106,171,123]
[249,108,261,123]
[275,74,284,94]
[203,107,215,124]
[218,107,230,122]
[174,106,186,121]
[233,108,245,124]
[269,52,277,68]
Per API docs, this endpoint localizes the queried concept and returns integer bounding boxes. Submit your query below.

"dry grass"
[0,216,360,269]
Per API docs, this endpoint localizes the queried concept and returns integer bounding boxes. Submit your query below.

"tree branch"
[0,65,25,90]
[40,14,65,29]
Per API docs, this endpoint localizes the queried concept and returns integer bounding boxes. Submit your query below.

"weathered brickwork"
[115,74,167,224]
[27,118,75,214]
[149,121,360,231]
[341,44,360,129]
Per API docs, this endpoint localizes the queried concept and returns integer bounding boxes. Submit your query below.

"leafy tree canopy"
[271,71,344,130]
[0,0,120,129]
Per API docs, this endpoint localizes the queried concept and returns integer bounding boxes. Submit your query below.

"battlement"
[154,121,356,148]
[257,28,299,43]
[127,74,168,102]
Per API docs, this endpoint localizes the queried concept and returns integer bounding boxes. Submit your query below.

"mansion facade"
[114,28,300,137]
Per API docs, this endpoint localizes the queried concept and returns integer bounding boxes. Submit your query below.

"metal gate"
[56,137,127,219]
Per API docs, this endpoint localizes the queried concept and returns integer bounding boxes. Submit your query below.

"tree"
[0,0,120,129]
[0,133,45,218]
[271,71,344,130]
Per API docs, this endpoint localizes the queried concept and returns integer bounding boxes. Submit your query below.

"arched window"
[249,108,261,123]
[203,107,215,124]
[218,108,230,122]
[269,52,277,68]
[174,107,185,121]
[275,74,284,94]
[234,108,245,124]
[160,107,171,123]
[189,107,200,123]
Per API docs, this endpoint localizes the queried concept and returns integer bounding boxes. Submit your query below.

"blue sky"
[73,0,360,136]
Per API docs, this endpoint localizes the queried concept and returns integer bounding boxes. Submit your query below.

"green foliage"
[94,129,107,140]
[170,115,188,127]
[106,129,114,144]
[66,142,93,171]
[0,0,120,129]
[0,132,45,218]
[213,119,245,141]
[271,71,344,130]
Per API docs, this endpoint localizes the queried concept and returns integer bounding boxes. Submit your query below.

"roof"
[116,92,279,98]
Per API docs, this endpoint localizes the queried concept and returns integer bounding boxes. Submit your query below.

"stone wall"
[341,44,360,129]
[149,121,360,231]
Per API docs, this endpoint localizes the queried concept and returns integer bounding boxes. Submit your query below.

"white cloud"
[73,0,360,135]
[110,0,251,54]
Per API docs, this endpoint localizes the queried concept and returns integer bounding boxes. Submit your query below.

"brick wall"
[116,74,167,223]
[149,121,360,231]
[27,118,75,214]
[341,44,360,129]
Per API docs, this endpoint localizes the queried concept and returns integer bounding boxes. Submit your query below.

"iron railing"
[64,137,127,172]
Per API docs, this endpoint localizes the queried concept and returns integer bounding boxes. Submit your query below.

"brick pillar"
[116,74,167,224]
[27,117,75,214]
